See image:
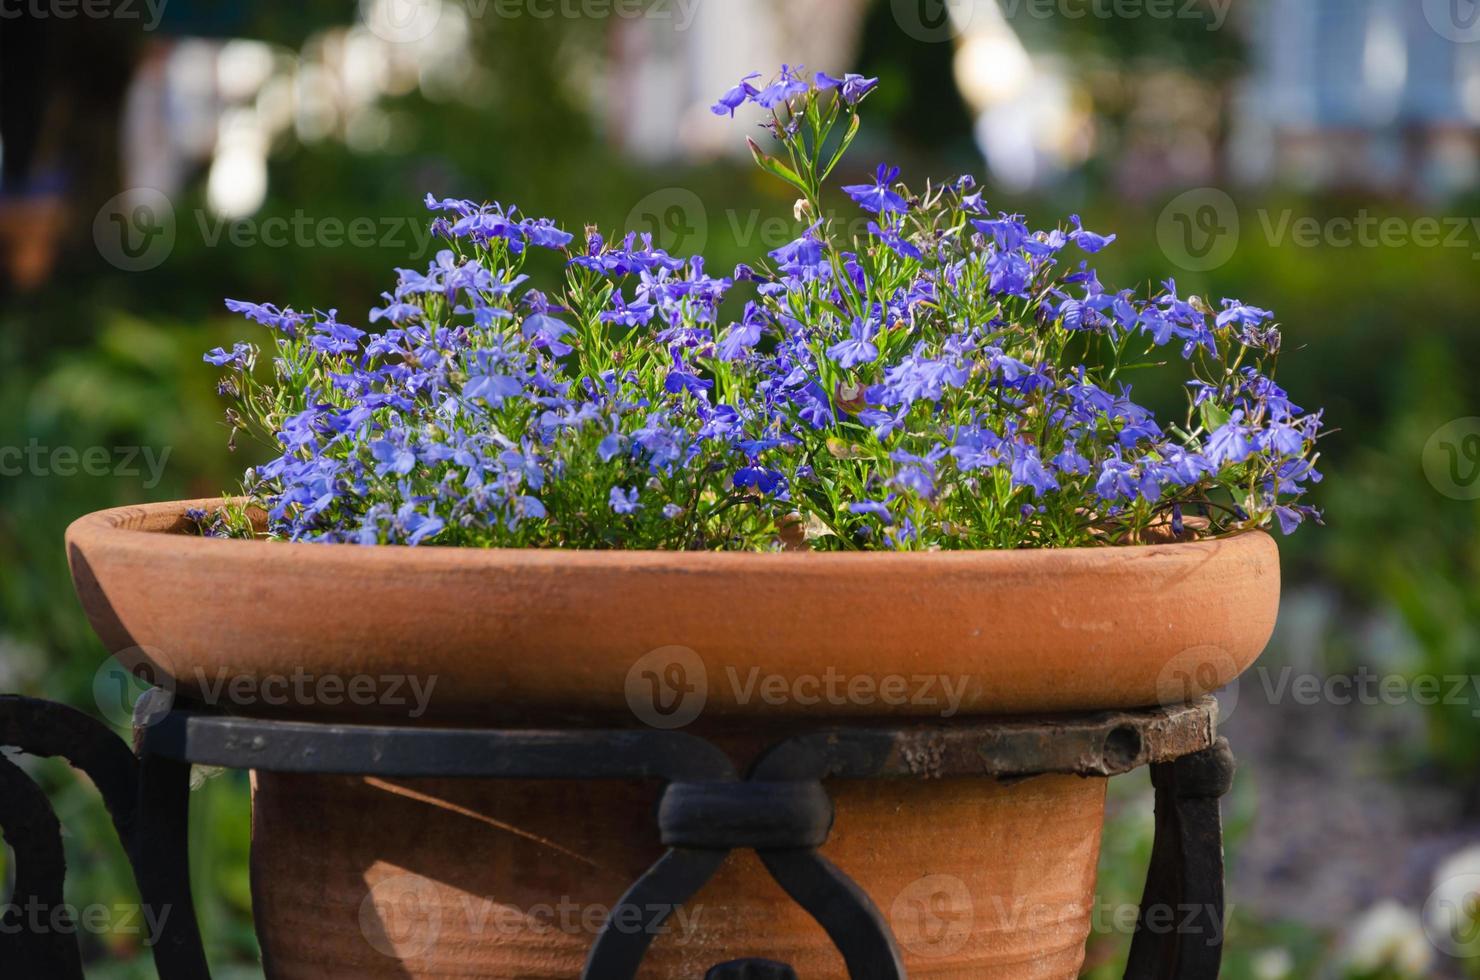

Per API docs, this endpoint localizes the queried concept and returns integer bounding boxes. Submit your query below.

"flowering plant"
[203,67,1323,550]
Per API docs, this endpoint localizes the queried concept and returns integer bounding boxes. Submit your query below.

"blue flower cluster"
[205,69,1323,550]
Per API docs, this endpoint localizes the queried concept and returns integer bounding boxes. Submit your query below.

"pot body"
[251,769,1107,979]
[65,500,1271,975]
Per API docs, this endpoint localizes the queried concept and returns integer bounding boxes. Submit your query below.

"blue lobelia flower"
[889,447,946,499]
[843,164,909,215]
[769,223,828,279]
[1215,300,1273,329]
[310,311,366,355]
[858,405,909,440]
[225,298,308,336]
[519,217,574,250]
[597,431,626,463]
[1095,457,1138,501]
[1206,411,1255,466]
[867,219,923,260]
[813,71,879,105]
[733,466,785,494]
[609,485,642,514]
[370,436,417,477]
[205,343,252,368]
[711,72,761,117]
[396,503,444,546]
[752,65,811,109]
[827,319,879,368]
[521,312,575,357]
[846,499,894,524]
[1009,446,1059,497]
[1067,215,1116,253]
[718,316,765,362]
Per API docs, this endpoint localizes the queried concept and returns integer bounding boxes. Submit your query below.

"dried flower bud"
[835,380,869,414]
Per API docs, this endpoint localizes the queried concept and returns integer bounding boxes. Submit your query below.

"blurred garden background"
[2,0,1479,976]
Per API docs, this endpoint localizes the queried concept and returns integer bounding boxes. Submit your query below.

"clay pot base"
[251,771,1107,979]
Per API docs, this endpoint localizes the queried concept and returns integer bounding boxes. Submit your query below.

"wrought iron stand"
[0,692,1233,980]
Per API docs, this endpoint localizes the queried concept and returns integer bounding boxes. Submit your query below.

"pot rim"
[67,497,1274,564]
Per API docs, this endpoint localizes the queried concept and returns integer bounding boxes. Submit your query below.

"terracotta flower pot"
[67,500,1279,978]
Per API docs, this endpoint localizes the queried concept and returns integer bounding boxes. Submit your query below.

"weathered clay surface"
[251,770,1108,979]
[66,499,1279,721]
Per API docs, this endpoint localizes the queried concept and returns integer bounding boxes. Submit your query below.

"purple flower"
[843,164,908,215]
[396,503,444,546]
[310,311,366,355]
[597,432,626,462]
[769,223,828,277]
[1206,411,1255,466]
[711,72,761,117]
[1258,421,1305,456]
[733,466,785,494]
[369,292,421,325]
[204,343,252,368]
[888,448,945,499]
[609,486,642,514]
[814,71,879,105]
[1010,447,1058,497]
[827,320,879,368]
[664,364,713,398]
[859,405,909,439]
[1095,458,1138,500]
[868,220,923,260]
[225,298,308,336]
[371,438,417,477]
[846,499,894,523]
[463,352,524,406]
[600,290,656,329]
[1068,215,1116,253]
[208,68,1323,552]
[1053,447,1091,476]
[752,65,810,109]
[522,312,575,356]
[1215,300,1273,329]
[519,217,573,250]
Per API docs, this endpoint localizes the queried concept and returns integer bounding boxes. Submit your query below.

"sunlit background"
[2,1,1480,977]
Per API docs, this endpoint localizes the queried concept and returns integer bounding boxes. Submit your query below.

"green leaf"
[821,113,862,181]
[746,138,810,196]
[1199,400,1232,433]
